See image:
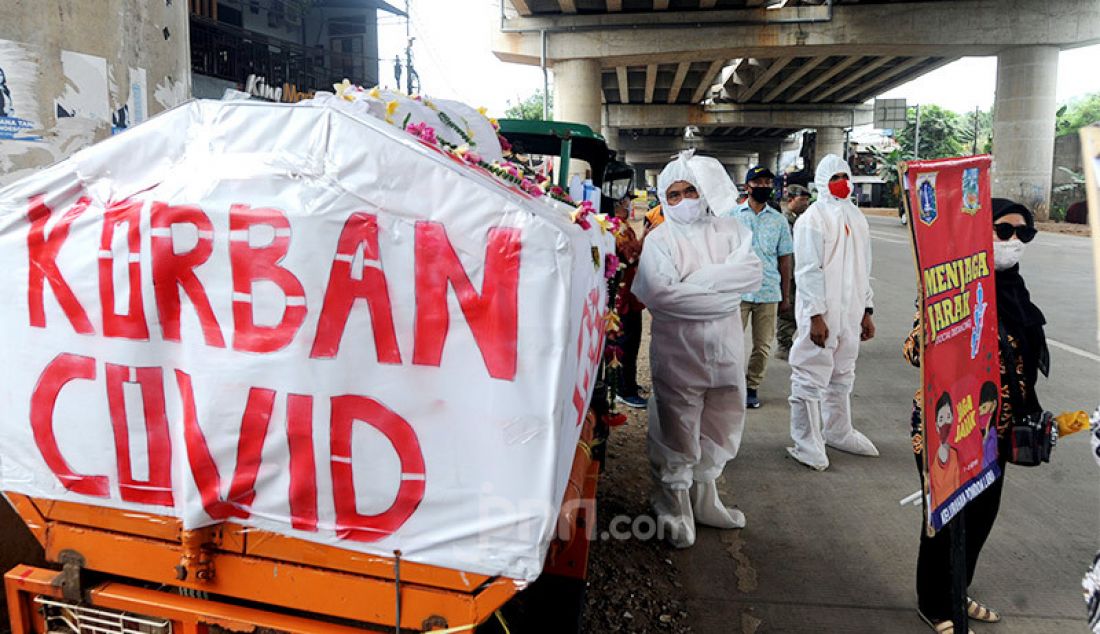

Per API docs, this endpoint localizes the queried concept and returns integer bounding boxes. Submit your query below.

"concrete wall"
[1053,133,1083,184]
[0,0,191,185]
[1052,133,1085,217]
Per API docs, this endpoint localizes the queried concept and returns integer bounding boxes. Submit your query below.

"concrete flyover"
[493,0,1100,216]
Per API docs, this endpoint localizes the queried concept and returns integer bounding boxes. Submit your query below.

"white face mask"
[665,197,705,224]
[993,239,1026,271]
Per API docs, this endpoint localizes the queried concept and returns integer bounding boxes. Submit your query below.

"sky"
[376,0,1100,117]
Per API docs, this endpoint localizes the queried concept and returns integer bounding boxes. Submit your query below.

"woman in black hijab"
[905,197,1049,633]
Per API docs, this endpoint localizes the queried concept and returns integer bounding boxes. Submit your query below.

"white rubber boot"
[823,388,880,457]
[787,397,830,471]
[691,481,746,529]
[652,486,696,548]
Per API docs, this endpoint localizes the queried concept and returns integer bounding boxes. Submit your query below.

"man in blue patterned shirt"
[725,165,794,408]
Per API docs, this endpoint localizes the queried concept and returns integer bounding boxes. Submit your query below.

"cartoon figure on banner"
[978,381,999,464]
[0,67,12,116]
[917,172,938,225]
[962,167,981,215]
[930,391,960,504]
[970,281,987,359]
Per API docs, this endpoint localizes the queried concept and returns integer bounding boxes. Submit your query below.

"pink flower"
[521,178,545,197]
[407,121,438,145]
[498,134,512,153]
[605,253,620,279]
[571,207,591,230]
[463,150,483,165]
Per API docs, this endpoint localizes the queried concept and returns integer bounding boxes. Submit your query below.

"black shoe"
[616,394,648,409]
[746,388,761,409]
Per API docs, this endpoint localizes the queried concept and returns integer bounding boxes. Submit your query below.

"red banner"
[904,155,1001,534]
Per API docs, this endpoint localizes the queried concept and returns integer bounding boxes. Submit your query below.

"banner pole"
[950,508,968,633]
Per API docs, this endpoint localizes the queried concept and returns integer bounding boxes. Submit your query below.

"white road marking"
[1048,338,1100,363]
[869,231,909,245]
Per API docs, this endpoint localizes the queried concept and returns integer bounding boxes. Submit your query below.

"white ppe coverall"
[632,151,763,547]
[787,154,879,471]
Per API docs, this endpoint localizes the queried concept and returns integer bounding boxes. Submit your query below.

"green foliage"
[505,91,553,121]
[1055,93,1100,137]
[1053,166,1086,193]
[959,108,993,155]
[867,145,906,207]
[896,105,966,159]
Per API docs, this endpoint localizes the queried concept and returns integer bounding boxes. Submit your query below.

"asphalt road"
[677,215,1098,633]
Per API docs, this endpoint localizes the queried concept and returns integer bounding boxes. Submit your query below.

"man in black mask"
[725,165,793,409]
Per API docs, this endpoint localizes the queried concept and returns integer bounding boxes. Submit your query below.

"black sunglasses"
[994,223,1037,243]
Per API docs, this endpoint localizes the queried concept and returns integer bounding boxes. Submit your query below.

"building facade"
[189,0,402,101]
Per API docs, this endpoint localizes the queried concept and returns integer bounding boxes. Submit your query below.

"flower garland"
[339,81,634,221]
[334,80,632,429]
[437,110,476,147]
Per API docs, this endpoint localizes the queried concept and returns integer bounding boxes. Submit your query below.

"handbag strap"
[998,324,1030,422]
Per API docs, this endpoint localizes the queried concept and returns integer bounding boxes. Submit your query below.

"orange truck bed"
[3,411,602,633]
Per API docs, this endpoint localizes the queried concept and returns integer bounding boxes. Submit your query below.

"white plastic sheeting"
[0,97,612,582]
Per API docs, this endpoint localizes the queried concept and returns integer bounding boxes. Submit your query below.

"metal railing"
[34,596,173,634]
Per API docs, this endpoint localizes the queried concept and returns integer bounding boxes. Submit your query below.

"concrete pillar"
[757,148,779,174]
[729,157,751,185]
[992,45,1060,220]
[815,127,847,167]
[645,169,661,188]
[553,58,601,180]
[553,58,602,132]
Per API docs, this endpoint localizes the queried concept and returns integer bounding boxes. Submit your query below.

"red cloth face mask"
[828,179,851,199]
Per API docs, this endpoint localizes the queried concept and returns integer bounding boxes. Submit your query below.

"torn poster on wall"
[57,50,109,122]
[0,38,42,142]
[113,67,148,134]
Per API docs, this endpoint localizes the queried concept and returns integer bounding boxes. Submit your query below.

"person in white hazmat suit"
[786,154,879,471]
[632,151,763,548]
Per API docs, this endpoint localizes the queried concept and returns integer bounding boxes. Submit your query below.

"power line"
[406,2,469,100]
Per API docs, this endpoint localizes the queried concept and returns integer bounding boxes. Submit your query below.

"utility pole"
[404,0,417,95]
[913,103,922,160]
[972,106,980,155]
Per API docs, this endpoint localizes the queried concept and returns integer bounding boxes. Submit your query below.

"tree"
[868,145,906,208]
[1056,92,1100,137]
[504,90,552,121]
[895,105,966,159]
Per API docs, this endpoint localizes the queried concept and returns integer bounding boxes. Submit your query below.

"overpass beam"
[607,104,870,131]
[992,45,1059,220]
